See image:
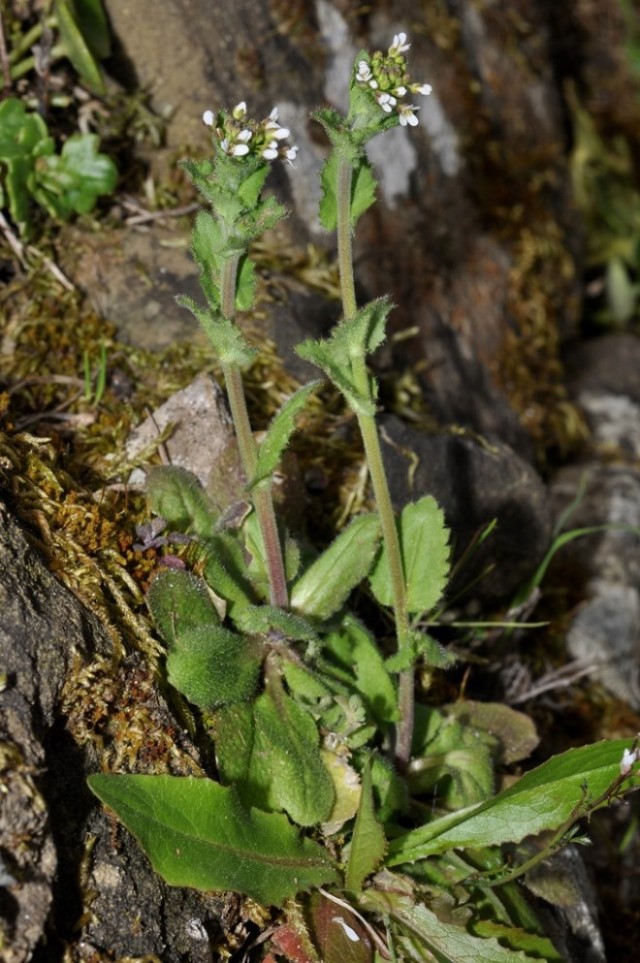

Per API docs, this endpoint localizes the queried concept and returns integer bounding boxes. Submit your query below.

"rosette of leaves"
[0,97,117,237]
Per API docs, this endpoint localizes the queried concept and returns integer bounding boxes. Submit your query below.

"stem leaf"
[249,381,323,489]
[369,496,450,615]
[319,153,378,231]
[87,773,339,906]
[176,294,257,368]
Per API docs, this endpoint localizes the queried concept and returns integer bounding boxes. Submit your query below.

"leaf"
[249,381,323,488]
[72,0,111,58]
[234,604,319,646]
[363,888,539,963]
[319,153,378,231]
[290,514,381,620]
[55,0,106,92]
[345,758,386,892]
[369,496,450,615]
[146,569,261,706]
[309,892,374,963]
[320,750,361,835]
[146,465,219,538]
[0,98,49,234]
[386,738,640,866]
[249,677,335,826]
[87,773,339,906]
[33,133,117,218]
[165,623,262,708]
[147,569,221,647]
[176,295,257,368]
[323,615,398,725]
[202,532,256,611]
[295,300,392,417]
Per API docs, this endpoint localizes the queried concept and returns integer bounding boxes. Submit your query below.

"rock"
[379,414,552,601]
[125,372,234,487]
[0,498,227,960]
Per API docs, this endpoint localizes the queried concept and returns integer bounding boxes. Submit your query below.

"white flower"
[377,92,396,113]
[236,129,252,143]
[412,82,433,96]
[202,109,215,126]
[284,145,298,163]
[356,60,373,83]
[232,101,247,119]
[262,143,279,160]
[398,103,420,126]
[232,143,250,156]
[393,86,407,97]
[390,32,410,55]
[269,106,279,121]
[271,126,290,140]
[620,747,638,776]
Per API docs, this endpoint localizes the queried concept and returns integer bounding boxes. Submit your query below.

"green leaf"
[0,98,50,234]
[211,701,255,786]
[319,153,378,231]
[33,133,117,218]
[146,465,218,538]
[234,604,320,646]
[387,738,640,866]
[249,381,322,488]
[202,532,257,612]
[87,773,339,906]
[55,0,106,92]
[370,496,450,615]
[146,570,261,707]
[165,623,262,708]
[71,0,111,58]
[249,677,335,826]
[290,514,381,620]
[176,295,257,368]
[296,299,391,415]
[147,569,221,647]
[345,757,386,892]
[363,888,539,963]
[323,615,398,724]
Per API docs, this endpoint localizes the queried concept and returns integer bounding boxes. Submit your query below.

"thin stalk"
[336,156,414,768]
[219,254,288,609]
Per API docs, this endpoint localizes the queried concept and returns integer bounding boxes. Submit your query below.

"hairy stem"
[336,157,414,768]
[220,255,289,609]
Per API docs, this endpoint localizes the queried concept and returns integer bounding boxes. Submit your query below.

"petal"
[202,109,215,126]
[237,129,253,142]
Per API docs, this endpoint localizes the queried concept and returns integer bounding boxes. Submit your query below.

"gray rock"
[380,415,552,601]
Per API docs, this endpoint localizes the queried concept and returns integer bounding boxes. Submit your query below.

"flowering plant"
[89,34,640,963]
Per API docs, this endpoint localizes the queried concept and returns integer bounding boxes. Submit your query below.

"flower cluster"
[203,102,298,164]
[355,32,432,127]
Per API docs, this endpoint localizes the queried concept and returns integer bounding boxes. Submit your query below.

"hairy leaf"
[165,623,262,708]
[249,678,335,826]
[323,615,398,724]
[290,514,381,620]
[147,569,221,646]
[146,465,218,538]
[370,496,450,615]
[319,153,378,231]
[250,381,322,488]
[176,295,257,368]
[345,758,386,892]
[88,773,339,906]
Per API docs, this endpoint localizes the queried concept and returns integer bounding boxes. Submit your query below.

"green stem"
[220,255,289,610]
[336,156,414,768]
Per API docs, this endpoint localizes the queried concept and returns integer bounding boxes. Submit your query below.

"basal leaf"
[250,678,335,826]
[88,773,339,906]
[166,623,262,708]
[34,133,117,217]
[146,465,218,538]
[387,738,640,866]
[290,514,381,620]
[323,615,398,724]
[370,496,450,615]
[147,569,221,647]
[234,604,319,646]
[345,757,386,892]
[249,381,322,488]
[363,888,539,963]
